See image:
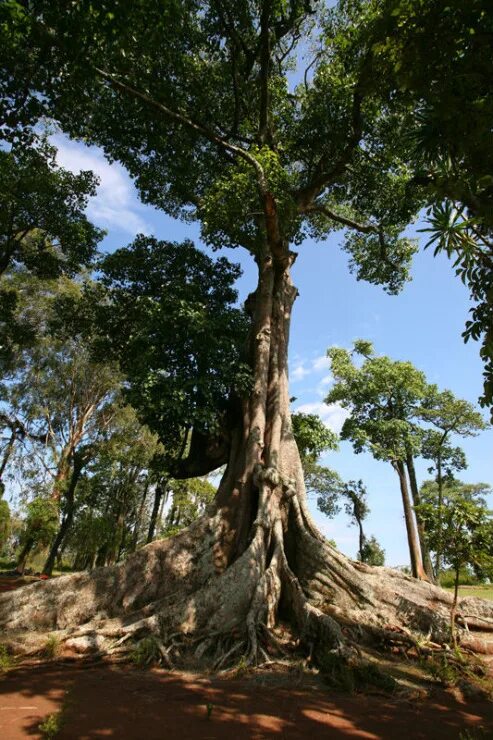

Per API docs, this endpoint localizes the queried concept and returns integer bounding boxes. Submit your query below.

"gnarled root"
[1,507,493,678]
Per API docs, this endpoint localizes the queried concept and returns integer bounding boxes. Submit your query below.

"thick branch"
[304,203,380,235]
[0,413,49,445]
[258,0,272,145]
[295,87,364,209]
[94,68,268,193]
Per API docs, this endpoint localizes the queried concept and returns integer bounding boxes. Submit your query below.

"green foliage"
[43,635,61,660]
[326,341,428,463]
[96,237,249,448]
[202,146,301,251]
[343,231,417,295]
[359,536,385,566]
[130,636,162,667]
[370,0,493,413]
[307,462,343,519]
[439,569,479,589]
[66,409,161,565]
[38,711,64,739]
[292,412,338,465]
[0,0,427,297]
[162,477,216,536]
[416,480,493,577]
[0,644,13,673]
[0,138,103,277]
[20,497,59,552]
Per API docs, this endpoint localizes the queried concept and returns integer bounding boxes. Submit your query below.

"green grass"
[0,645,13,673]
[38,711,64,739]
[443,585,493,601]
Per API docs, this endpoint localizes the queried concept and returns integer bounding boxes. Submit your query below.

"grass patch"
[43,635,61,660]
[443,585,493,601]
[0,644,13,673]
[130,636,162,667]
[38,710,64,739]
[38,690,73,739]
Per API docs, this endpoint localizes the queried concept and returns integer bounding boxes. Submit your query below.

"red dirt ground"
[0,662,492,739]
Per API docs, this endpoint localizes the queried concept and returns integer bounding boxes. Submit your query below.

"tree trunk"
[0,431,16,482]
[393,460,428,580]
[146,483,165,544]
[357,520,365,561]
[130,479,150,551]
[51,444,74,501]
[405,452,435,582]
[16,537,34,574]
[2,238,493,666]
[436,450,444,578]
[43,454,85,576]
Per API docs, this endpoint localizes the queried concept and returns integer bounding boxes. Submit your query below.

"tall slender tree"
[326,341,434,579]
[420,390,487,575]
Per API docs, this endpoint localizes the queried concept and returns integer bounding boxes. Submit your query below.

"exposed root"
[2,507,493,691]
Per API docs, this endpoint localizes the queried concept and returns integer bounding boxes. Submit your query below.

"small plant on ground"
[43,635,61,660]
[234,655,249,677]
[38,710,63,739]
[0,644,12,672]
[130,636,162,667]
[459,729,489,740]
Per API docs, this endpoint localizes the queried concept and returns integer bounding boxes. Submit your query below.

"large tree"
[1,0,492,668]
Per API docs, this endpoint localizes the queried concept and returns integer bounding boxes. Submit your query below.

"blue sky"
[54,134,493,567]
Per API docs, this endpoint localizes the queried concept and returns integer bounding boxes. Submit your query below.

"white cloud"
[291,362,311,381]
[295,401,349,434]
[316,374,333,396]
[53,136,151,236]
[312,354,330,372]
[290,353,332,383]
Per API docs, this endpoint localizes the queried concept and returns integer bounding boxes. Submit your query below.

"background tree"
[1,274,126,575]
[340,480,369,563]
[0,138,103,278]
[415,480,493,644]
[73,236,250,476]
[16,496,58,574]
[0,487,10,556]
[162,478,216,539]
[420,389,487,574]
[360,536,385,567]
[327,341,434,579]
[63,413,160,569]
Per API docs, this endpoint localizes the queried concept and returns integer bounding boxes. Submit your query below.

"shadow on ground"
[0,662,492,739]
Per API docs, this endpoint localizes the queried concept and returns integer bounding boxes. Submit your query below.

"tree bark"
[393,460,428,580]
[405,451,435,582]
[130,479,149,552]
[436,449,444,578]
[0,430,16,482]
[43,452,85,576]
[146,482,166,544]
[357,519,365,561]
[16,536,34,574]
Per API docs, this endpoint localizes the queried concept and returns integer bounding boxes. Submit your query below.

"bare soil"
[0,661,492,739]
